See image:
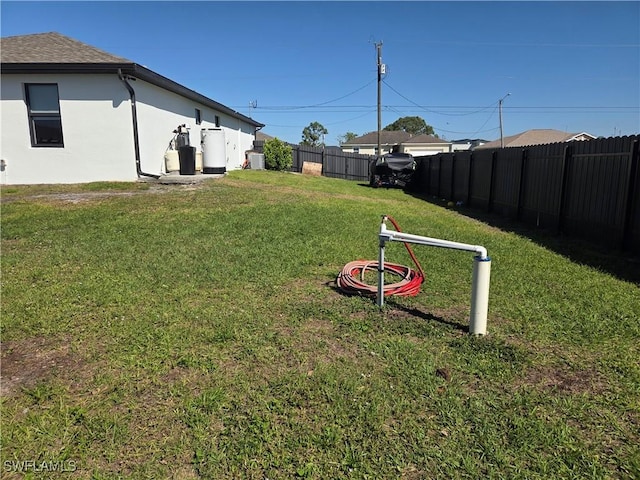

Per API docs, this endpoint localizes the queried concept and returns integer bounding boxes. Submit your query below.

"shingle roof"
[404,134,449,144]
[0,32,132,64]
[255,131,274,142]
[475,129,594,149]
[344,131,412,145]
[1,32,263,128]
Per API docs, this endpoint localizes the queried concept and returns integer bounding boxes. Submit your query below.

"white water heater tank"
[201,128,226,174]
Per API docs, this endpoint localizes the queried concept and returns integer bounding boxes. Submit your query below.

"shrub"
[263,138,293,171]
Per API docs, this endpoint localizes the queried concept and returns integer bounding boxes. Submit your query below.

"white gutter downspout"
[377,216,491,335]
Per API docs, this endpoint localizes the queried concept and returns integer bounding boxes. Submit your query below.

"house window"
[214,115,220,127]
[195,108,202,125]
[353,147,360,154]
[25,84,63,147]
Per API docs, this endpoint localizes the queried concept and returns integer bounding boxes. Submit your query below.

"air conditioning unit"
[248,153,265,170]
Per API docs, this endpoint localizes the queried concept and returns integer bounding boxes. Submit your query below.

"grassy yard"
[1,171,638,479]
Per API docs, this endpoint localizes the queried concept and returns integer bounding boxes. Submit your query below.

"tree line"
[262,116,437,171]
[301,116,437,147]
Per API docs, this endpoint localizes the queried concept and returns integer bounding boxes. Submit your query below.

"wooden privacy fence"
[253,141,373,181]
[410,135,640,253]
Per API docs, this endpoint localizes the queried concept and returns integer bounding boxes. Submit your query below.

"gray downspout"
[118,69,160,179]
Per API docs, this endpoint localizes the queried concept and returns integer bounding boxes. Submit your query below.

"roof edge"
[1,62,264,129]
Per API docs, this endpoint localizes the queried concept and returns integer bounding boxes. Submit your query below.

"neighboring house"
[255,131,275,143]
[399,134,453,156]
[475,129,596,150]
[451,138,489,151]
[341,131,452,156]
[0,32,264,184]
[341,131,412,156]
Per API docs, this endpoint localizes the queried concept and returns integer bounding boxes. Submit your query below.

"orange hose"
[336,216,425,297]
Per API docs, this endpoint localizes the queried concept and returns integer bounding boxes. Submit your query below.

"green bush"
[263,138,293,171]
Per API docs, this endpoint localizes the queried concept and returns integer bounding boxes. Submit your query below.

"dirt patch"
[0,183,204,205]
[518,364,608,395]
[299,318,358,362]
[0,335,85,397]
[270,318,361,376]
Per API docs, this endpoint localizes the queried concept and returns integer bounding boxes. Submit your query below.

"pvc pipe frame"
[377,219,491,335]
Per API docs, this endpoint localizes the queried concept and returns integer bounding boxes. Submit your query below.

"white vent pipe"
[377,217,491,335]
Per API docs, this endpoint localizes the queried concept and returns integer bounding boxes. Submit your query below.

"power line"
[383,80,499,116]
[250,79,376,111]
[246,105,637,114]
[264,110,377,129]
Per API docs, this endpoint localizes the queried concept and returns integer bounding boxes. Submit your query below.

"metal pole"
[377,239,385,307]
[499,93,510,149]
[499,99,504,149]
[376,42,383,159]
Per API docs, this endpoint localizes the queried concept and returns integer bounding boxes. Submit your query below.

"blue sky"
[2,1,639,144]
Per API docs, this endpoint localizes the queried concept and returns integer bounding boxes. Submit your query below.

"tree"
[263,137,293,171]
[383,116,436,136]
[337,132,358,145]
[301,122,328,147]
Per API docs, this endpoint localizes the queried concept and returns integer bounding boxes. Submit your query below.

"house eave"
[1,62,264,129]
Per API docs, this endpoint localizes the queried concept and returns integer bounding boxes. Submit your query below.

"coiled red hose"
[336,216,425,297]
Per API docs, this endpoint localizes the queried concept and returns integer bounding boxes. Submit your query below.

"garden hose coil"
[337,216,425,297]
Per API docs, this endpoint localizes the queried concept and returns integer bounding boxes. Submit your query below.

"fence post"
[451,153,456,202]
[487,150,497,213]
[622,138,640,251]
[557,144,573,234]
[467,152,474,207]
[516,148,528,220]
[436,155,442,198]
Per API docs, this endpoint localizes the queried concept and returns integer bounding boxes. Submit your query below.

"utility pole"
[376,41,383,159]
[499,93,510,148]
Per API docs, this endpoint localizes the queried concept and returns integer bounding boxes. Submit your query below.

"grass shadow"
[404,191,640,285]
[328,278,468,334]
[384,300,469,333]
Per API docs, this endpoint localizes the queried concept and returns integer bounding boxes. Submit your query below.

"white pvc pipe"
[380,223,488,259]
[469,256,491,335]
[377,218,491,335]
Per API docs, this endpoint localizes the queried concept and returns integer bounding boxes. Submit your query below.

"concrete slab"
[140,172,226,185]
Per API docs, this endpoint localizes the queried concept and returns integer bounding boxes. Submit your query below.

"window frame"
[24,83,64,148]
[195,108,202,125]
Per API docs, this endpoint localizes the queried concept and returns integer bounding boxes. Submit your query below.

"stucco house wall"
[341,145,395,156]
[399,144,451,156]
[1,73,136,184]
[133,79,255,174]
[0,32,263,185]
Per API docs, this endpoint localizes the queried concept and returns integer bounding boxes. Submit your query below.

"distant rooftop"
[476,129,595,149]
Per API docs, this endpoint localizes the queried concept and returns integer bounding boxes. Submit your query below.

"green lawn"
[1,171,639,479]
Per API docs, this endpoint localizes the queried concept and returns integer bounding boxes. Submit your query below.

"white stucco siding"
[133,80,256,172]
[1,71,259,184]
[400,145,452,156]
[341,146,393,156]
[1,73,137,184]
